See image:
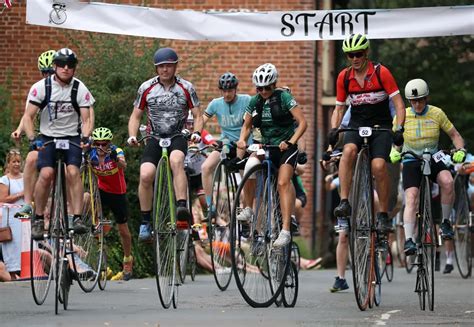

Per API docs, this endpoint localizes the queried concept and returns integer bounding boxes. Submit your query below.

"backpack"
[252,88,294,128]
[39,75,81,120]
[343,62,384,95]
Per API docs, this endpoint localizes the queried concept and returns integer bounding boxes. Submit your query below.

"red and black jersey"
[336,61,400,128]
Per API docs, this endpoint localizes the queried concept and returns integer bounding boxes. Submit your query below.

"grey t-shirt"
[134,76,199,136]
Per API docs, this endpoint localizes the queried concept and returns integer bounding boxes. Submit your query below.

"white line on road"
[374,309,401,326]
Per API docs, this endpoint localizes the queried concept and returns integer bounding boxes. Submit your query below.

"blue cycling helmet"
[153,48,179,66]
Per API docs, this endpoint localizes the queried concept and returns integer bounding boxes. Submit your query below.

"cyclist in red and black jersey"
[328,33,406,235]
[89,127,133,280]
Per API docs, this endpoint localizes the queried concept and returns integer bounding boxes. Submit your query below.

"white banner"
[26,1,474,42]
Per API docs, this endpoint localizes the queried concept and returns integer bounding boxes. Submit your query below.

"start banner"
[26,1,474,42]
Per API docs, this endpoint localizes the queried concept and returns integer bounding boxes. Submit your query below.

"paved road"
[0,268,472,326]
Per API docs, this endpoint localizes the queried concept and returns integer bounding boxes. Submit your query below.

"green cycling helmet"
[342,33,370,53]
[38,50,56,73]
[92,127,113,141]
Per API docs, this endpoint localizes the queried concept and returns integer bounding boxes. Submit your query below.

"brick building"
[0,1,335,256]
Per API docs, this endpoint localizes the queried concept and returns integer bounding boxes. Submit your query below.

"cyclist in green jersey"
[237,63,307,248]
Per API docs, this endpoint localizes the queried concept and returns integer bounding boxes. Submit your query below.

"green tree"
[0,70,19,172]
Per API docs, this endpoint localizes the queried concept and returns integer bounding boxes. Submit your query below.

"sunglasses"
[9,150,20,155]
[55,61,77,69]
[347,51,365,59]
[410,98,426,103]
[94,142,109,147]
[256,86,273,92]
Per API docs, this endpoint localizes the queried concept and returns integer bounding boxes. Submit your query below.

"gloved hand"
[29,139,43,151]
[89,148,99,166]
[227,156,243,171]
[81,136,91,148]
[191,132,201,143]
[393,130,404,147]
[297,151,308,165]
[389,148,401,163]
[328,128,339,147]
[127,136,138,146]
[109,148,118,161]
[452,148,466,163]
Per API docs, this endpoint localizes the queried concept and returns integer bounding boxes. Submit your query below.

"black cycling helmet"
[218,72,239,90]
[153,47,179,66]
[53,48,78,66]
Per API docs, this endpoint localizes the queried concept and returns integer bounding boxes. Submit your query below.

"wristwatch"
[285,140,293,147]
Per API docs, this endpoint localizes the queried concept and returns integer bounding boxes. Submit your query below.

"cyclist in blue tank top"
[194,72,250,212]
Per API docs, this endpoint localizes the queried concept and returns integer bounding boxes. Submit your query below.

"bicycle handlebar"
[335,126,393,136]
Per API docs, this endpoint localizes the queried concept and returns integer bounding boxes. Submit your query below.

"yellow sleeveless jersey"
[395,105,453,156]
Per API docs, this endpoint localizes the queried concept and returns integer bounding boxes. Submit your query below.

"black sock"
[141,211,151,224]
[73,214,82,221]
[341,199,349,203]
[34,214,44,221]
[177,200,187,208]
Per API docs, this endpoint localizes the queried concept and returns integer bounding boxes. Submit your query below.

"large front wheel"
[153,157,177,309]
[349,149,374,311]
[230,163,289,307]
[420,177,435,311]
[72,164,103,292]
[453,174,472,278]
[209,161,236,291]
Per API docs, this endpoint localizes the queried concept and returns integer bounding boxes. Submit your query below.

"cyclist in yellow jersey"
[390,79,465,274]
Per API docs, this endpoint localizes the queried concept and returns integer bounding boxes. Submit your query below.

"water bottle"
[139,124,147,139]
[222,138,230,155]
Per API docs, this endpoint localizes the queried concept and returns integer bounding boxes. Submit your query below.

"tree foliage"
[0,70,17,173]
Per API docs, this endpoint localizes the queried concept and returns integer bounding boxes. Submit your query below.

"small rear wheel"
[282,262,299,307]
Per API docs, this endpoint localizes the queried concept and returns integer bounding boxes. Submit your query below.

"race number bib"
[358,127,372,138]
[159,138,171,148]
[55,139,69,150]
[432,150,446,163]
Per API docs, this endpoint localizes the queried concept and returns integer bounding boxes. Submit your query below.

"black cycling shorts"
[402,159,449,190]
[296,193,307,208]
[37,135,82,169]
[343,130,392,161]
[141,135,187,166]
[388,163,401,212]
[189,174,204,196]
[99,190,130,224]
[268,144,299,169]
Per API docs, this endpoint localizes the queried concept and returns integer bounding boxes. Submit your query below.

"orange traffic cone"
[18,217,46,280]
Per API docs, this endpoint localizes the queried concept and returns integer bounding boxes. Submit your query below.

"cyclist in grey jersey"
[127,47,202,242]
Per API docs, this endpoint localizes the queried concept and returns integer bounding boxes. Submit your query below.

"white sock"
[441,204,453,222]
[446,251,454,265]
[404,222,416,241]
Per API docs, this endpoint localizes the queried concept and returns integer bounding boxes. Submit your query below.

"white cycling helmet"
[252,63,278,87]
[405,78,429,100]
